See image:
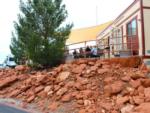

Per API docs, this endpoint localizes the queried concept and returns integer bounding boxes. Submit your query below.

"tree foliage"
[10,0,73,67]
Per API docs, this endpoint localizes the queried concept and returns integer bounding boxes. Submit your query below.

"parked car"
[3,55,17,68]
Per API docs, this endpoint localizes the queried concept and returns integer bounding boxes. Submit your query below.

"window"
[9,57,14,61]
[127,19,137,36]
[111,28,122,51]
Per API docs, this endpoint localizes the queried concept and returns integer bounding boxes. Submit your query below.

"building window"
[127,19,137,36]
[111,28,122,51]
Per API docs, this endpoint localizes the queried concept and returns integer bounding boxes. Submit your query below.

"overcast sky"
[0,0,133,62]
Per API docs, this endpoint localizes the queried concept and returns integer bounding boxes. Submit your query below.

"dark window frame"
[127,17,138,37]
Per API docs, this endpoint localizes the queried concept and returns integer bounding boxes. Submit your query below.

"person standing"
[91,46,98,58]
[73,49,78,59]
[85,46,91,58]
[79,48,84,58]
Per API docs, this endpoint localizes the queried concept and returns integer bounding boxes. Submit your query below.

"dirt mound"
[0,58,150,113]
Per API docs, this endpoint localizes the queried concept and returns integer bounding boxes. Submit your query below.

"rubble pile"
[0,57,150,113]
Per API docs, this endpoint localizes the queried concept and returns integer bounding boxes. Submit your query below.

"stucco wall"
[143,0,150,7]
[144,9,150,55]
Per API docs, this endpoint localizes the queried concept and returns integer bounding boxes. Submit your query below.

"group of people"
[72,46,100,59]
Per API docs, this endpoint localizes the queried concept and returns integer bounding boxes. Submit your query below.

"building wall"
[114,0,140,26]
[144,10,150,55]
[143,0,150,7]
[114,0,142,55]
[97,0,144,56]
[143,0,150,56]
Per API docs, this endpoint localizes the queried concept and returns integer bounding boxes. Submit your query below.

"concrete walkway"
[0,103,29,113]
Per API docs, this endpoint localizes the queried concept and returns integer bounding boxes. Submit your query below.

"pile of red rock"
[0,58,150,113]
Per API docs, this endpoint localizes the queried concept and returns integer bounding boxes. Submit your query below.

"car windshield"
[9,57,15,61]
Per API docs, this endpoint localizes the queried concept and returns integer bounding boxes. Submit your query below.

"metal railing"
[65,36,139,60]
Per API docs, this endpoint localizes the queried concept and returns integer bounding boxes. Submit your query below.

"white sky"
[0,0,134,63]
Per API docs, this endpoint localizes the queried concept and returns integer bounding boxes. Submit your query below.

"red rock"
[20,85,31,92]
[78,109,86,113]
[116,96,129,105]
[102,64,111,69]
[76,59,88,65]
[121,76,131,82]
[74,82,83,90]
[88,61,95,66]
[104,77,114,85]
[79,79,89,85]
[36,74,47,83]
[77,100,84,105]
[90,66,98,71]
[49,102,59,111]
[97,68,109,74]
[101,102,113,111]
[130,79,141,89]
[57,71,70,82]
[130,72,145,80]
[111,81,124,94]
[61,93,72,102]
[141,79,150,87]
[9,90,21,97]
[44,86,52,93]
[27,95,35,103]
[72,64,86,74]
[144,88,150,99]
[104,85,112,96]
[137,86,144,94]
[37,91,47,98]
[133,96,144,105]
[87,108,96,113]
[0,76,18,89]
[133,102,150,113]
[54,85,61,92]
[111,110,119,113]
[56,87,67,96]
[65,81,75,88]
[35,86,44,93]
[15,65,27,71]
[75,93,84,100]
[0,58,149,113]
[81,90,92,98]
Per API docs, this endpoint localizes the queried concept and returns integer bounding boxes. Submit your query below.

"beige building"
[97,0,150,66]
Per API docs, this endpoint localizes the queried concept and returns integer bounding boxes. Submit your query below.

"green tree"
[10,0,73,67]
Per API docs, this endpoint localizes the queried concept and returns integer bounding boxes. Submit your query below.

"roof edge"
[71,21,113,31]
[98,0,140,36]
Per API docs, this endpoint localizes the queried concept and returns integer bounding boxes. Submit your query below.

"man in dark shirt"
[85,46,91,58]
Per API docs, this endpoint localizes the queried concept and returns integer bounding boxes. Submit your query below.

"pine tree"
[10,0,73,67]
